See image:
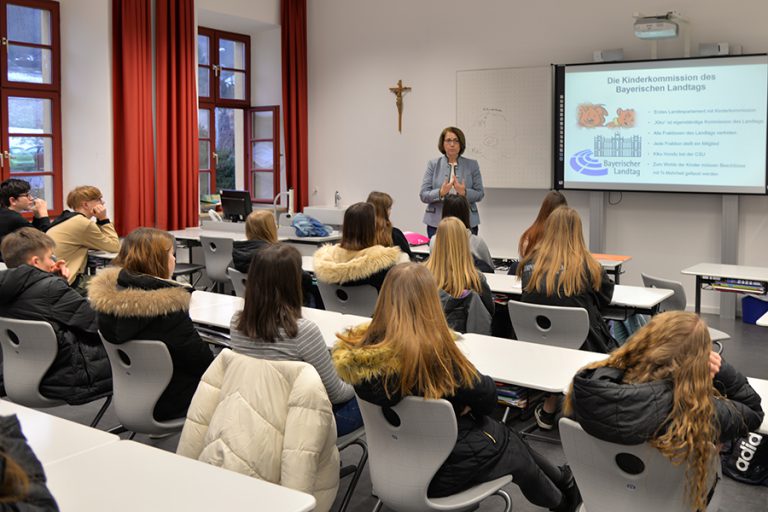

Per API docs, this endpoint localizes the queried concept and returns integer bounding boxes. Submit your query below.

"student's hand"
[92,203,108,221]
[32,198,48,218]
[52,260,70,280]
[439,178,453,198]
[454,178,467,196]
[709,351,722,379]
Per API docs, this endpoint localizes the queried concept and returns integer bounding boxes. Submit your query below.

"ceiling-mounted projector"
[634,12,679,39]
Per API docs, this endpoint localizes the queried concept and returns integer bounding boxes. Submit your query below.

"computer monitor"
[219,189,252,222]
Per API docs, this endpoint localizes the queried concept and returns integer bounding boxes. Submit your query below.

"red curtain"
[155,0,199,230]
[281,0,309,209]
[112,0,155,235]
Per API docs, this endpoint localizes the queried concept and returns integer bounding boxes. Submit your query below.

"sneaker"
[552,465,582,512]
[535,403,557,430]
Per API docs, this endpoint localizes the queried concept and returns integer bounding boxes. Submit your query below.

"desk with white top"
[0,261,6,271]
[0,400,119,465]
[681,263,768,316]
[747,377,768,435]
[44,440,316,512]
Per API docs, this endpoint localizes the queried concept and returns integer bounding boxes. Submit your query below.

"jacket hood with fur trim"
[88,267,191,318]
[313,244,405,285]
[332,330,400,386]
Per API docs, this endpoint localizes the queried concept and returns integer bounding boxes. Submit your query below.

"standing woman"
[333,263,580,511]
[89,228,214,422]
[366,191,413,260]
[230,243,363,436]
[420,127,484,238]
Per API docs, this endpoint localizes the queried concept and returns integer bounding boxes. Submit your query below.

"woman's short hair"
[114,227,175,279]
[340,202,376,251]
[244,210,278,243]
[441,194,471,229]
[66,186,102,210]
[437,126,466,156]
[235,243,302,341]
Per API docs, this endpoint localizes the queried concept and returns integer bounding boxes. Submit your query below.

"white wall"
[307,0,768,313]
[60,0,113,209]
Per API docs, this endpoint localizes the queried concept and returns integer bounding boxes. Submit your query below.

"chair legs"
[89,395,112,428]
[371,499,383,512]
[494,489,513,512]
[338,438,368,512]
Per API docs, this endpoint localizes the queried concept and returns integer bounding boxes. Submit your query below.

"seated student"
[0,179,50,261]
[333,263,581,511]
[426,217,494,334]
[229,243,363,436]
[89,227,214,422]
[0,414,59,510]
[518,206,616,429]
[511,190,567,274]
[429,194,494,272]
[566,311,764,512]
[313,202,408,291]
[366,191,413,260]
[0,228,112,404]
[46,186,120,290]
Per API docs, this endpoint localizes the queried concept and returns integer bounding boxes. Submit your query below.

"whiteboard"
[457,66,552,189]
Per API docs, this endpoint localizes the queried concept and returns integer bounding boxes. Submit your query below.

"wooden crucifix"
[389,79,412,133]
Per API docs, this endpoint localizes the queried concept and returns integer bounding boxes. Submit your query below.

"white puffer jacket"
[177,350,340,512]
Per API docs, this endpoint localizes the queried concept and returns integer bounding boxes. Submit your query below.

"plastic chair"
[559,417,722,512]
[98,333,185,438]
[357,395,512,512]
[172,262,205,289]
[199,236,234,293]
[0,317,111,427]
[227,267,247,298]
[336,426,368,512]
[641,273,730,353]
[507,301,589,349]
[317,282,378,317]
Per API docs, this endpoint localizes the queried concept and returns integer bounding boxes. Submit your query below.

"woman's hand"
[454,178,467,196]
[439,178,453,198]
[709,350,722,379]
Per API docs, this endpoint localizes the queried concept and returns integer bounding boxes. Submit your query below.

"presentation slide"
[556,55,768,194]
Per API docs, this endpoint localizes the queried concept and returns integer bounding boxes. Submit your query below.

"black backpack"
[722,432,768,485]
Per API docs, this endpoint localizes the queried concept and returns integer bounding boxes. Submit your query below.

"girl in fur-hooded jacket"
[313,244,408,290]
[89,267,214,421]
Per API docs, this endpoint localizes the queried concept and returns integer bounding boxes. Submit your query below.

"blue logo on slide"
[570,149,608,176]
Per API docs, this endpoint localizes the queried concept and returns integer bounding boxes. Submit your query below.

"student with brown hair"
[313,202,408,291]
[0,228,112,405]
[89,227,214,421]
[231,210,278,272]
[46,185,120,288]
[429,194,493,272]
[366,191,412,259]
[230,243,362,435]
[0,178,49,262]
[518,190,568,260]
[333,263,581,511]
[426,217,494,333]
[519,206,616,430]
[566,311,763,512]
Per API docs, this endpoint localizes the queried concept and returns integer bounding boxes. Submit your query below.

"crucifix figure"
[389,79,412,133]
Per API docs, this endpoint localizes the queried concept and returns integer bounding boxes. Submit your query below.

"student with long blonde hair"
[333,263,581,511]
[565,311,763,512]
[518,207,615,429]
[366,191,412,259]
[426,217,494,332]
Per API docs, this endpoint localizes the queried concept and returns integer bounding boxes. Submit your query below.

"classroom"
[0,0,767,510]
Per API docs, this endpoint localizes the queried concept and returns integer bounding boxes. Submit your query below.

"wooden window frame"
[246,105,280,204]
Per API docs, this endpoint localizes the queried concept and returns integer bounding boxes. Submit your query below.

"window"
[0,0,61,212]
[197,27,280,205]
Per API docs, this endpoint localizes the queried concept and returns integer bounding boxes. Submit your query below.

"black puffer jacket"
[569,361,764,444]
[88,268,214,421]
[333,337,513,498]
[0,415,59,511]
[0,265,111,404]
[521,261,617,353]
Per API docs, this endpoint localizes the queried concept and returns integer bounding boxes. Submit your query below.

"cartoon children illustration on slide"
[577,104,636,128]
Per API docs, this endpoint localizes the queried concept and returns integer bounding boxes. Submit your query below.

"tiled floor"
[37,311,768,511]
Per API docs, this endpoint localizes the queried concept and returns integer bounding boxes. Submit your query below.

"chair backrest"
[640,273,687,312]
[199,236,234,284]
[98,333,183,434]
[560,417,722,512]
[0,317,63,407]
[507,301,589,349]
[227,267,247,298]
[317,282,378,316]
[356,396,457,512]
